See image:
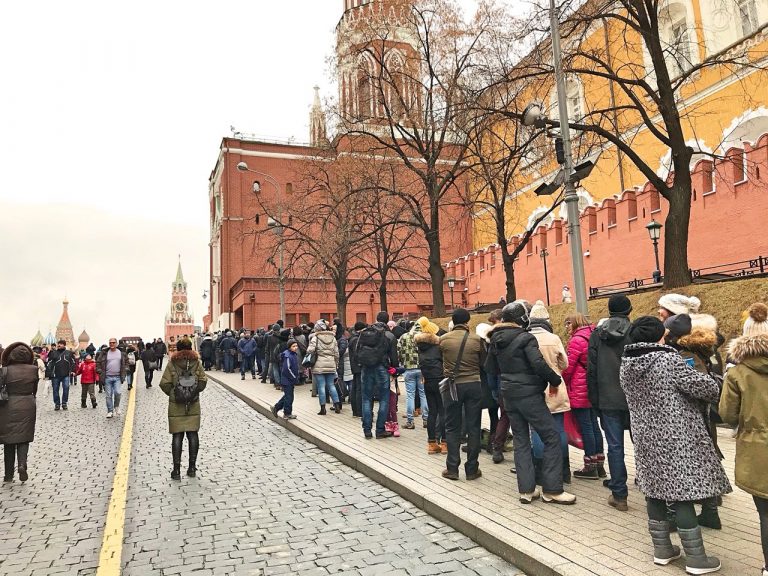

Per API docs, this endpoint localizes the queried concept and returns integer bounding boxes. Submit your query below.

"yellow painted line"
[96,383,137,576]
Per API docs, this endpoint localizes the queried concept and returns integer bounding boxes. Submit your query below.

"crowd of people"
[195,294,767,576]
[1,290,766,575]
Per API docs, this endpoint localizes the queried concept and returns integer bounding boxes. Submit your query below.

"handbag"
[0,367,8,404]
[148,360,158,370]
[301,351,316,368]
[563,410,584,449]
[439,331,469,403]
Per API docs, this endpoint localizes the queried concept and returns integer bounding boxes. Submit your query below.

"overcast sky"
[0,0,484,347]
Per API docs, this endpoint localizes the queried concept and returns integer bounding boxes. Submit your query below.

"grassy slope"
[432,277,768,344]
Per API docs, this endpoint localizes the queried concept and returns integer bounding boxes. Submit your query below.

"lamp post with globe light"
[646,219,663,284]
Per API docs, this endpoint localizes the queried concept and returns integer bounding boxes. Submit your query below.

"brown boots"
[427,440,441,454]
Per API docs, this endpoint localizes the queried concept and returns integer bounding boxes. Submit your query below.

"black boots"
[333,402,342,414]
[3,447,14,482]
[187,432,199,478]
[171,463,181,480]
[697,500,722,530]
[171,433,183,480]
[318,405,327,415]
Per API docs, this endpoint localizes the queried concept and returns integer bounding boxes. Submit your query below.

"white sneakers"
[542,491,577,505]
[519,487,541,504]
[106,412,114,419]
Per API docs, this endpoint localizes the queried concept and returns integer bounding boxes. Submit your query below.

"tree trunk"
[501,250,517,304]
[378,274,388,313]
[427,230,446,317]
[662,179,693,288]
[335,282,349,329]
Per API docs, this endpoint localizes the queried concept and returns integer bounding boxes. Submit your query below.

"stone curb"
[211,375,592,576]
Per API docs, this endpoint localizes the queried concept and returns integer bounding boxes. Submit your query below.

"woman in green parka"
[159,338,207,480]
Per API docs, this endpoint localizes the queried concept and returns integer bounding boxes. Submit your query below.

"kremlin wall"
[446,133,768,307]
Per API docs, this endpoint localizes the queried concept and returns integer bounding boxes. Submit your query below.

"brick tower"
[165,260,195,345]
[336,0,421,127]
[55,299,76,349]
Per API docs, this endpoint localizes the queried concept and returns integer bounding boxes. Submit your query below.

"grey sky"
[0,0,480,347]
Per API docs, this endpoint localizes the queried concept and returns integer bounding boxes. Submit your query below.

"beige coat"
[530,326,570,413]
[307,331,339,375]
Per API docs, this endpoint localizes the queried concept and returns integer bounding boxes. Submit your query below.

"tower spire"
[309,86,329,148]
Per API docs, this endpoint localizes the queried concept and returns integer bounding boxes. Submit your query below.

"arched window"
[384,50,407,120]
[658,1,698,77]
[356,54,375,121]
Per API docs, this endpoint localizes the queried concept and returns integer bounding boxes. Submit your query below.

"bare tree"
[500,0,768,287]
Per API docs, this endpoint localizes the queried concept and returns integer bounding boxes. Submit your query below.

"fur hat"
[416,316,431,331]
[1,342,34,366]
[176,338,193,351]
[452,308,471,326]
[529,300,550,320]
[658,293,701,316]
[608,294,632,316]
[475,322,493,342]
[629,316,666,344]
[743,303,768,337]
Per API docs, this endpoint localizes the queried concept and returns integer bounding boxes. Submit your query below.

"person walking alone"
[97,338,126,419]
[272,339,299,419]
[720,303,768,576]
[159,338,207,480]
[0,343,38,482]
[141,344,158,388]
[620,316,729,574]
[154,339,167,371]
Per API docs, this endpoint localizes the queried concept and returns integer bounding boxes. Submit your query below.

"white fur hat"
[529,300,550,320]
[475,322,492,342]
[658,293,701,316]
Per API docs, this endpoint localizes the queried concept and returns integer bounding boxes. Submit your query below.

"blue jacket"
[280,349,299,386]
[237,337,257,357]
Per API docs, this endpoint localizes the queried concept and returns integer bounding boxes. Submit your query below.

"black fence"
[589,255,768,299]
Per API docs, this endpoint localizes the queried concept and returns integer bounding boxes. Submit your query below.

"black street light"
[540,248,551,306]
[447,277,455,310]
[646,219,663,283]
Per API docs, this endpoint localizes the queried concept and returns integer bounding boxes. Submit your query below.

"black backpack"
[355,326,388,367]
[173,360,199,414]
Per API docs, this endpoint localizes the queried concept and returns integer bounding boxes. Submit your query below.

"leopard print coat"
[620,343,732,501]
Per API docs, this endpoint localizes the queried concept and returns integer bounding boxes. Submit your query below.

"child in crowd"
[384,367,402,437]
[272,340,299,419]
[76,354,98,409]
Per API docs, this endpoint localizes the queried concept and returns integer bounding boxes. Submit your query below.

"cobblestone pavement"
[122,379,523,575]
[0,381,124,576]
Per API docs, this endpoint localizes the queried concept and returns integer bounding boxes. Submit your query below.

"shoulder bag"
[0,367,9,404]
[439,332,469,403]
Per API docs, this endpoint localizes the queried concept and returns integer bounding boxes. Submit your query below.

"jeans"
[145,368,154,386]
[256,353,264,375]
[600,410,629,498]
[404,369,428,423]
[423,378,445,443]
[275,383,295,416]
[240,355,256,377]
[104,375,122,413]
[361,365,389,435]
[504,389,563,494]
[444,381,483,475]
[157,355,164,370]
[52,376,70,407]
[754,496,768,568]
[314,373,339,406]
[572,407,604,457]
[223,352,234,373]
[532,412,569,469]
[126,371,134,388]
[261,359,270,381]
[272,363,281,386]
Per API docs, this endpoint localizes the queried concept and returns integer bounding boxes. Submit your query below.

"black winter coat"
[348,333,362,375]
[199,339,214,362]
[0,364,38,444]
[46,349,76,378]
[586,315,631,412]
[415,333,443,381]
[485,323,561,399]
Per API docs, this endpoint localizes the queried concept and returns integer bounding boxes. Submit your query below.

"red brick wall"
[447,134,768,306]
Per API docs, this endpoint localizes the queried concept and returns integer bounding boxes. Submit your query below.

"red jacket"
[562,325,594,408]
[77,359,98,384]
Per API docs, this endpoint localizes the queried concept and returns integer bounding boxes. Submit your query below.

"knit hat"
[287,339,298,347]
[663,314,692,341]
[658,294,701,316]
[422,322,439,335]
[314,321,328,332]
[608,294,632,316]
[529,300,550,320]
[629,316,666,344]
[452,308,471,326]
[416,316,431,331]
[743,303,768,337]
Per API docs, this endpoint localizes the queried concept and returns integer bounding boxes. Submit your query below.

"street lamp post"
[646,219,663,284]
[447,277,455,311]
[540,248,551,306]
[236,161,286,321]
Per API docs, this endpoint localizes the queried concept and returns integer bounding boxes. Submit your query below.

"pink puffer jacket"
[562,325,594,408]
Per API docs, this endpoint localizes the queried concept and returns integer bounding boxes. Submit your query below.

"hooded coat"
[561,325,594,408]
[0,343,38,444]
[414,332,444,381]
[620,343,731,501]
[199,337,214,362]
[307,331,339,375]
[484,323,561,399]
[159,349,208,433]
[720,333,768,499]
[587,315,631,412]
[529,325,570,413]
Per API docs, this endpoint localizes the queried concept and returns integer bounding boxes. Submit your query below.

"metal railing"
[589,255,767,299]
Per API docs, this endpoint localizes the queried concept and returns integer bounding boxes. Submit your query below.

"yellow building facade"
[472,0,768,247]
